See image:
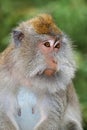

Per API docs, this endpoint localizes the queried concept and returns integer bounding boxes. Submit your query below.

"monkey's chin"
[43,69,56,76]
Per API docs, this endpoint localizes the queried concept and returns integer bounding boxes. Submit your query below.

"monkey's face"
[20,34,61,77]
[12,14,76,82]
[37,35,61,76]
[28,34,76,80]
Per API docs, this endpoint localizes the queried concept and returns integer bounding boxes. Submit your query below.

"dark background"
[0,0,87,129]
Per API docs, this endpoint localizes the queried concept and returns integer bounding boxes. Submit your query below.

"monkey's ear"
[12,29,24,46]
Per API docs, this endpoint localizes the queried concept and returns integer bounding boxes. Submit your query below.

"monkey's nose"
[52,59,57,64]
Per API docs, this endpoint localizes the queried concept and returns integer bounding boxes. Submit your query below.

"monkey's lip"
[44,68,56,72]
[43,68,56,76]
[38,68,56,76]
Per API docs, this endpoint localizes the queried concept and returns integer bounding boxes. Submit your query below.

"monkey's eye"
[55,42,60,49]
[44,42,50,47]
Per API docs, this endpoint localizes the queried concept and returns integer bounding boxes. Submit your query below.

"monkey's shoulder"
[0,45,14,65]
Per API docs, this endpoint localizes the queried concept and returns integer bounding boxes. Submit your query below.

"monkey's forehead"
[24,14,62,35]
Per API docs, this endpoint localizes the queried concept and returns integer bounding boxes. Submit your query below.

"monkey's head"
[12,14,76,84]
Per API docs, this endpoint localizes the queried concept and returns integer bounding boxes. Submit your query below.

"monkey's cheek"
[44,69,56,76]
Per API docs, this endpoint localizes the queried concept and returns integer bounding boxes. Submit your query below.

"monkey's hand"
[5,94,20,130]
[63,83,83,130]
[0,112,16,130]
[35,118,59,130]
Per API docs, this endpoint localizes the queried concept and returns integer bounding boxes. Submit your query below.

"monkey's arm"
[64,83,83,130]
[0,112,16,130]
[0,92,20,130]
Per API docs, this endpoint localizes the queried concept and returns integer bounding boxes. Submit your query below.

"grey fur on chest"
[15,87,67,130]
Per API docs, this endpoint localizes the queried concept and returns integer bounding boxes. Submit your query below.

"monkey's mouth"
[38,68,56,76]
[29,65,57,77]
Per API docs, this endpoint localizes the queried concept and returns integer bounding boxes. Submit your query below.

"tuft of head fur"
[26,14,62,35]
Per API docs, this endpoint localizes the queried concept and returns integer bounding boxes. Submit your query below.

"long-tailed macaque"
[0,14,83,130]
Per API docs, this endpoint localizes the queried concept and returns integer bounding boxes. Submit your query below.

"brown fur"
[27,14,62,34]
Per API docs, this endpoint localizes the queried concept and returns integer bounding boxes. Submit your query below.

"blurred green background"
[0,0,87,129]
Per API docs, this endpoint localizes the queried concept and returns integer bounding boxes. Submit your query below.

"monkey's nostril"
[52,60,57,64]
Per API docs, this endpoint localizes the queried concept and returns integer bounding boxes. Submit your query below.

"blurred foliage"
[0,0,87,129]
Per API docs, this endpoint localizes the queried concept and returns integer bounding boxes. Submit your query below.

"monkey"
[0,14,83,130]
